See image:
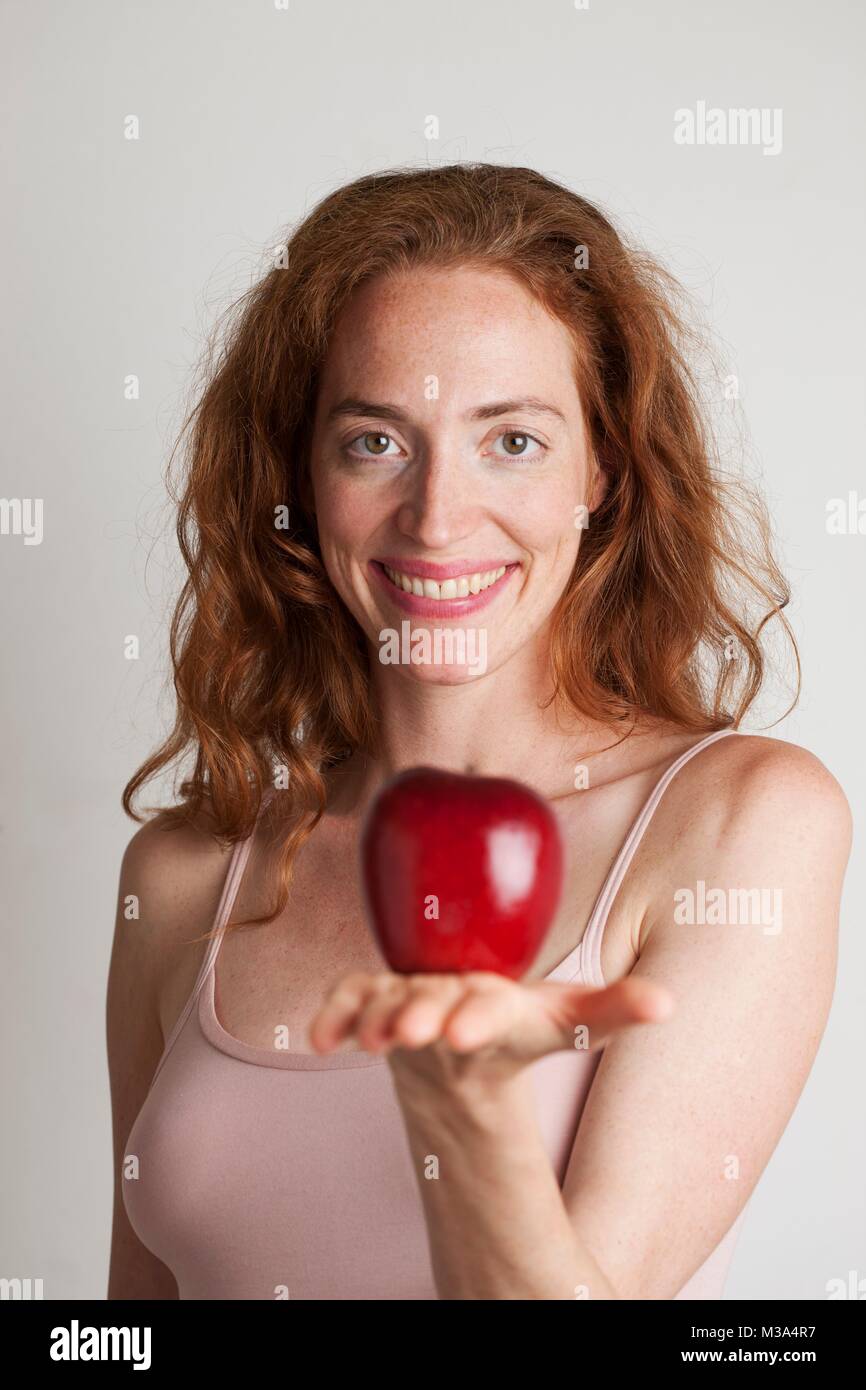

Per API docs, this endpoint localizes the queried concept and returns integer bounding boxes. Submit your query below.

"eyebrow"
[325,395,567,425]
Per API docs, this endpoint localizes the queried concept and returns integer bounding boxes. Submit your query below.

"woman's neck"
[327,652,629,814]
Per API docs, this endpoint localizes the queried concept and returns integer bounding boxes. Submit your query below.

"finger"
[442,982,521,1053]
[354,977,414,1052]
[560,977,675,1052]
[390,976,468,1049]
[309,972,381,1052]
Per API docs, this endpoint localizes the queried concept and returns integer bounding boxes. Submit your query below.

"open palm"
[309,969,675,1083]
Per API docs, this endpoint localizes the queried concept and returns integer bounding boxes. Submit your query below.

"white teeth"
[382,564,508,599]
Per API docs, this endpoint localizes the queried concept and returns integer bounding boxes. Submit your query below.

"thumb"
[561,976,675,1053]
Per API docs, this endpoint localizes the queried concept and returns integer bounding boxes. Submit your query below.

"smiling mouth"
[380,563,512,601]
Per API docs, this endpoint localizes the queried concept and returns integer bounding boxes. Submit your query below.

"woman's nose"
[394,453,481,549]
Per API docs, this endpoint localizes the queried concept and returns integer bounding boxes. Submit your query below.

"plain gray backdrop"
[1,0,863,1299]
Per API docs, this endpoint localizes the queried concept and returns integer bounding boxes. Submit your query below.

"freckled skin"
[308,264,605,688]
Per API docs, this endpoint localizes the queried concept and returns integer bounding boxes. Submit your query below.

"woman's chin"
[399,662,488,686]
[370,617,493,681]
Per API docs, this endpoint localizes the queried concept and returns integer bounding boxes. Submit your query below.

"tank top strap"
[198,827,258,971]
[579,727,741,988]
[203,784,280,970]
[147,786,277,1093]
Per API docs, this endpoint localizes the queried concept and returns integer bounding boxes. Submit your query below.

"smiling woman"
[309,263,594,666]
[108,163,851,1301]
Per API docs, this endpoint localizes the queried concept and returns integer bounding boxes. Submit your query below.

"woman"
[107,163,851,1301]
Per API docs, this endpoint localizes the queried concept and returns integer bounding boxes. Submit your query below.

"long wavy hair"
[123,162,797,932]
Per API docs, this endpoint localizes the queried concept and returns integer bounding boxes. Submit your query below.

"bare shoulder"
[658,731,852,860]
[108,806,238,1056]
[118,808,235,950]
[640,730,852,974]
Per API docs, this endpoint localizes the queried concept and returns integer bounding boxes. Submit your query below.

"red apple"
[360,766,564,978]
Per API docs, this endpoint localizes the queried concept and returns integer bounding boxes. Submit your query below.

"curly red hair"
[123,162,797,929]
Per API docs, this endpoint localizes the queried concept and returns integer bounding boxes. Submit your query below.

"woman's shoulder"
[619,719,850,835]
[643,729,852,931]
[117,802,238,958]
[676,730,851,829]
[624,729,852,1050]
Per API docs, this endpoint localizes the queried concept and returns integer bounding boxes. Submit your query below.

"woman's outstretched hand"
[308,969,675,1087]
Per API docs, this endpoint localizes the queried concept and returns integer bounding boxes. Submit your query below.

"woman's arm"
[390,1065,616,1298]
[386,738,851,1299]
[560,739,850,1298]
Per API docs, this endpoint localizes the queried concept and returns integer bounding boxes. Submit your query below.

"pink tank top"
[123,728,748,1299]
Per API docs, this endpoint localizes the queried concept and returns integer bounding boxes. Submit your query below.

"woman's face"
[308,264,599,684]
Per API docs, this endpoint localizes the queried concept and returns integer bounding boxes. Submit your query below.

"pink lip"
[375,555,517,581]
[369,559,519,618]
